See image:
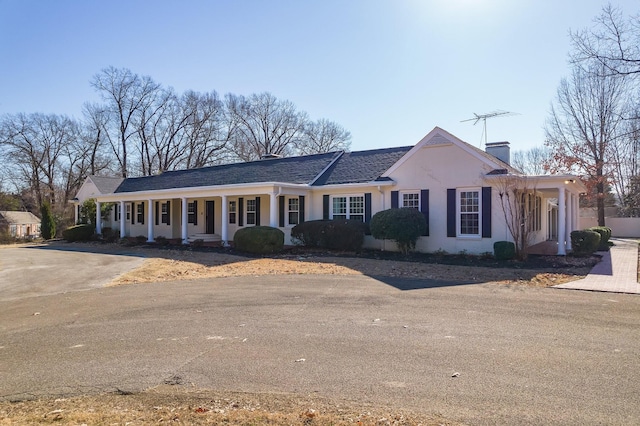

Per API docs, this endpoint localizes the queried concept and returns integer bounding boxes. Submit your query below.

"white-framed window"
[331,195,364,221]
[246,199,256,225]
[161,202,169,224]
[126,204,131,221]
[288,198,299,225]
[229,201,236,224]
[401,192,420,210]
[458,189,480,236]
[188,202,196,224]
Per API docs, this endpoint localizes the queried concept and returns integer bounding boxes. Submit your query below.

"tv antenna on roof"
[461,110,518,148]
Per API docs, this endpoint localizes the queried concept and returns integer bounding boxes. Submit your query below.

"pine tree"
[40,202,56,240]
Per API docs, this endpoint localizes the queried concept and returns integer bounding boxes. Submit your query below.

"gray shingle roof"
[115,151,341,193]
[90,176,124,194]
[0,211,40,224]
[312,146,413,186]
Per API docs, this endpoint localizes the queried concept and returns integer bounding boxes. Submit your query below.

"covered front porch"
[533,176,587,255]
[94,184,309,246]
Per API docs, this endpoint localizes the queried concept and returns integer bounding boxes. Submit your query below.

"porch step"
[188,233,222,243]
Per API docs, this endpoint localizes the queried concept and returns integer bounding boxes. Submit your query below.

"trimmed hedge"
[62,224,95,242]
[571,230,601,255]
[370,208,427,254]
[493,241,516,260]
[291,219,367,252]
[234,226,284,254]
[588,226,612,250]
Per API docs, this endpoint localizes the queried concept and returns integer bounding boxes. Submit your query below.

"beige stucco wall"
[579,217,640,238]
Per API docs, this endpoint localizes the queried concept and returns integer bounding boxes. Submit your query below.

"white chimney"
[485,141,510,165]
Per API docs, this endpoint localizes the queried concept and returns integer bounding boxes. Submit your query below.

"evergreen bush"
[587,226,612,250]
[571,230,601,255]
[40,202,56,240]
[62,224,95,242]
[493,241,516,260]
[290,220,367,252]
[234,226,284,254]
[370,208,426,254]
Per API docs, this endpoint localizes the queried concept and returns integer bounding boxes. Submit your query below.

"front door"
[206,200,215,234]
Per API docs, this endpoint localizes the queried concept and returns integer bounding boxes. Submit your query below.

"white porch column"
[557,188,566,255]
[120,201,126,238]
[96,201,102,235]
[147,199,154,242]
[74,203,79,224]
[181,197,188,244]
[221,195,228,246]
[270,192,278,227]
[573,192,580,232]
[566,192,573,251]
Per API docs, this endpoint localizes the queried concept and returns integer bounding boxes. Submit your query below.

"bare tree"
[298,118,351,155]
[82,103,113,176]
[91,66,161,177]
[0,113,80,212]
[226,92,307,161]
[511,146,553,176]
[571,4,640,77]
[181,90,231,168]
[610,108,640,215]
[492,174,540,260]
[545,61,628,226]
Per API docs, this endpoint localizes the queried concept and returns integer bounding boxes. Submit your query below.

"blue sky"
[0,0,635,153]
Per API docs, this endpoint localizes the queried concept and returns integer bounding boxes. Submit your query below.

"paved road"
[1,247,640,424]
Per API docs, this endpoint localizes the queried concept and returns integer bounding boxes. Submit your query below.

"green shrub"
[571,230,601,255]
[588,226,612,250]
[40,202,56,240]
[234,226,284,254]
[62,224,95,242]
[290,220,367,252]
[493,241,516,260]
[370,208,426,254]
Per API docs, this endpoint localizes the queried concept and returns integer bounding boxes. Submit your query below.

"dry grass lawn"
[108,246,593,288]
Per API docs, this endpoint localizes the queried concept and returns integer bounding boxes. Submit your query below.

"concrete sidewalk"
[555,238,640,294]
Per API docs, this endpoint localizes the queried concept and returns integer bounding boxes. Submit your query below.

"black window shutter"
[193,200,198,225]
[131,202,135,224]
[447,189,456,237]
[255,197,261,226]
[323,195,330,220]
[279,195,285,227]
[391,191,399,208]
[238,197,244,226]
[420,189,429,236]
[482,187,492,238]
[299,196,305,224]
[140,202,144,225]
[155,202,159,225]
[166,201,171,226]
[364,193,372,223]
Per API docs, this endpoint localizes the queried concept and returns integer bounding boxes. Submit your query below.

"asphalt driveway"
[0,244,144,301]
[1,246,640,424]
